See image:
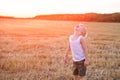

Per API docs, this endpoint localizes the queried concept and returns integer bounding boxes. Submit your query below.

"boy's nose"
[76,25,79,28]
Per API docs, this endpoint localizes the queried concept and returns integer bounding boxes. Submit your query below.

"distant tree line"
[35,13,120,22]
[0,13,120,22]
[0,16,14,19]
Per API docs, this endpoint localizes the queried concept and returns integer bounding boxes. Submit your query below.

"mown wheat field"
[0,19,120,80]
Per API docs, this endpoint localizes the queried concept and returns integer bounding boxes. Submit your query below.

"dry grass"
[0,19,120,80]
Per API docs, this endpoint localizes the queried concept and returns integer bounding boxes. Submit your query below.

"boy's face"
[74,25,82,33]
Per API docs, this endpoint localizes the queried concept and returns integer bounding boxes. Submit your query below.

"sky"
[0,0,120,18]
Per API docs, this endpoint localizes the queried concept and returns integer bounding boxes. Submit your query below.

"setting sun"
[0,0,120,17]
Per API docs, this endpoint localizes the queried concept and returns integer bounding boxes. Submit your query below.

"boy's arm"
[64,43,70,64]
[80,37,89,66]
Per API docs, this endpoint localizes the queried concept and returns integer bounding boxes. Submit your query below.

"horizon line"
[0,12,120,18]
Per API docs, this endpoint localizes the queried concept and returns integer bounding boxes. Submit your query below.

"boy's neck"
[74,32,81,37]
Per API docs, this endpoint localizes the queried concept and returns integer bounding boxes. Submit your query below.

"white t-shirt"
[69,35,85,61]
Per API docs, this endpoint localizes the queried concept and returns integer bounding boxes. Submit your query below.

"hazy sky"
[0,0,120,17]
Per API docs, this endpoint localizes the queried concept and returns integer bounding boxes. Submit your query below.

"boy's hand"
[84,60,90,66]
[64,57,68,65]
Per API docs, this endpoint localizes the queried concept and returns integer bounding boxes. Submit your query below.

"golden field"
[0,19,120,80]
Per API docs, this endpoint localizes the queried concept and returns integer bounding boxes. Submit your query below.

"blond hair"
[78,23,88,37]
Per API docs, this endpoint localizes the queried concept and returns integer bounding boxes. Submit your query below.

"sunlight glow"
[0,0,120,17]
